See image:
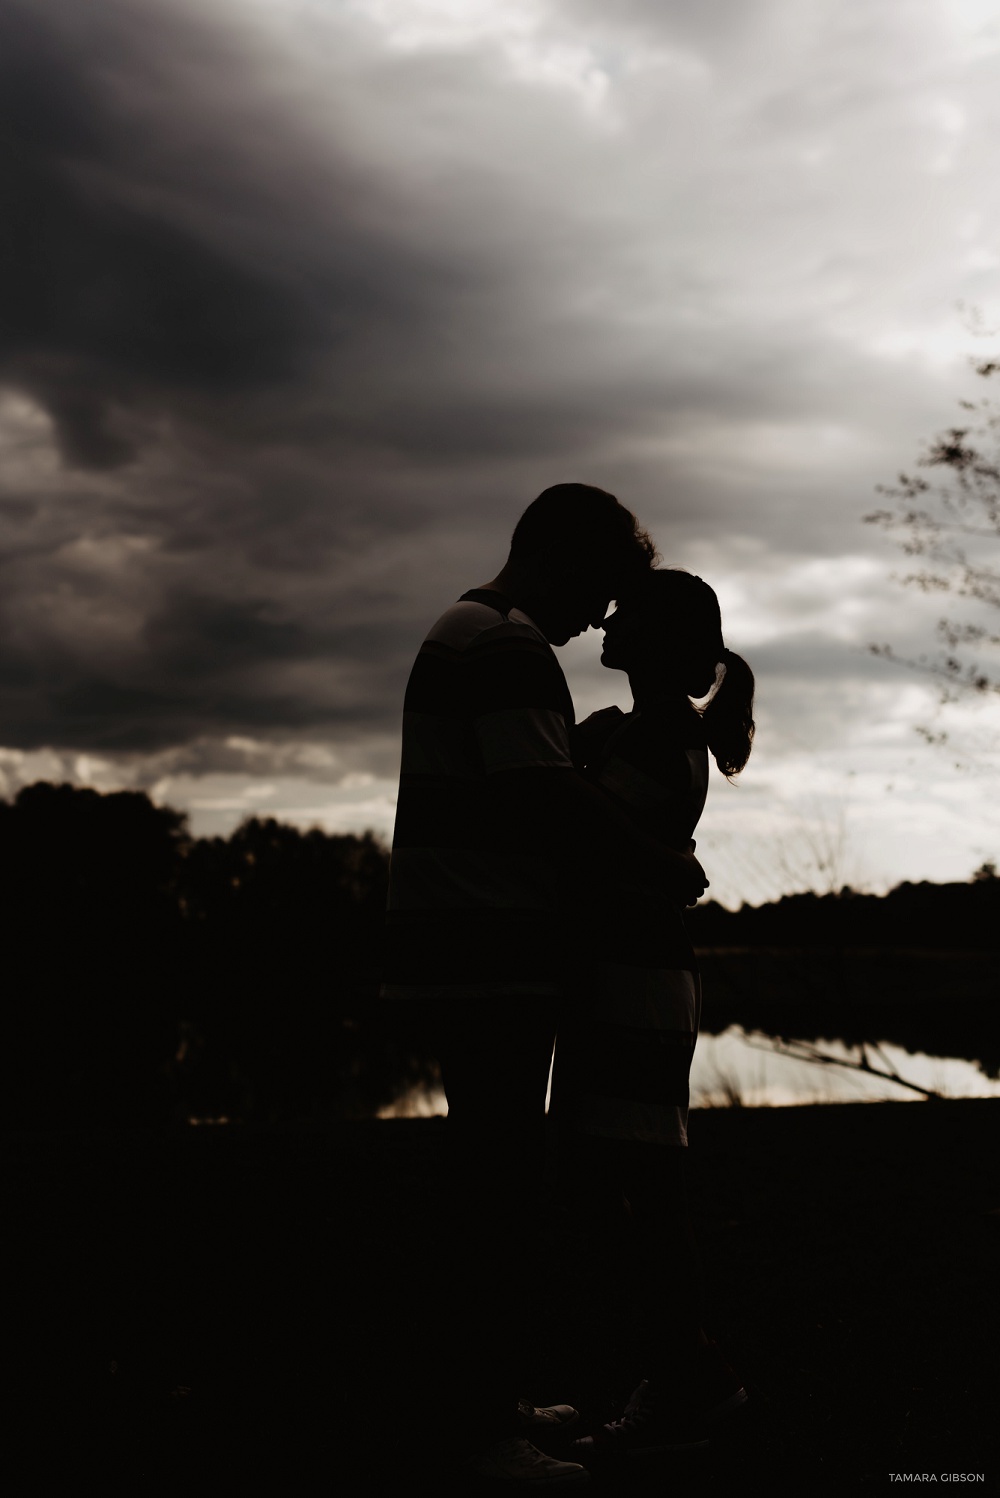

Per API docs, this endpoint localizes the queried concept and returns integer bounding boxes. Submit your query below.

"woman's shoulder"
[600,709,689,790]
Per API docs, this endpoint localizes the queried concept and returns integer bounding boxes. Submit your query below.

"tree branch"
[741,1035,942,1099]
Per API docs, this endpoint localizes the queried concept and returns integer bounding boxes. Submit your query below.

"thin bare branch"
[741,1035,942,1099]
[869,348,1000,715]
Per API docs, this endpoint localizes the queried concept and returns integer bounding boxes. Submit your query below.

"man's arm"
[490,765,708,906]
[466,628,706,903]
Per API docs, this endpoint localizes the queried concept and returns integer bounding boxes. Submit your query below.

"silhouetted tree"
[866,354,1000,731]
[690,877,1000,951]
[2,786,427,1128]
[3,783,188,1127]
[176,817,395,1122]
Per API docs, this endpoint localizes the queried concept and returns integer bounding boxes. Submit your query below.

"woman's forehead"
[610,594,647,618]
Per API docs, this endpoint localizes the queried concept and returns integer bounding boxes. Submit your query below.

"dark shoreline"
[10,1099,998,1489]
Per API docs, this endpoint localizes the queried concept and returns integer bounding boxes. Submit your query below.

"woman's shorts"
[550,962,701,1148]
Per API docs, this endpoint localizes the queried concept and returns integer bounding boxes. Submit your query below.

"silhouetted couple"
[383,483,755,1486]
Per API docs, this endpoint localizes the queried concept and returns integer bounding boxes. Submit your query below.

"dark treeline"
[4,781,428,1129]
[5,781,997,1128]
[688,866,1000,951]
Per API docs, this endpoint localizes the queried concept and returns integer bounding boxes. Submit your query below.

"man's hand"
[639,839,708,906]
[674,843,709,907]
[573,706,625,767]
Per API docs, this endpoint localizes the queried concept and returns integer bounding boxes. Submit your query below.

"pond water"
[377,1025,1000,1117]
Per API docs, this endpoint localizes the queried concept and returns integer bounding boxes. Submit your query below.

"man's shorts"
[550,963,701,1148]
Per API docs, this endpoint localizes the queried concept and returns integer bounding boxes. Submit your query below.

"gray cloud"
[1,0,998,894]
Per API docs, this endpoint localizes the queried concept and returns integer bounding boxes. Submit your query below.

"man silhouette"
[382,483,707,1485]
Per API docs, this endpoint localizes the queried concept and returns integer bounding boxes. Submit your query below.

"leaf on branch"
[937,620,995,648]
[921,429,978,472]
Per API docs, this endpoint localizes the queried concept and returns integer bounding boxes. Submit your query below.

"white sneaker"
[466,1436,590,1485]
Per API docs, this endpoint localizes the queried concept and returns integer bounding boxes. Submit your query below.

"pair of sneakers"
[465,1346,747,1483]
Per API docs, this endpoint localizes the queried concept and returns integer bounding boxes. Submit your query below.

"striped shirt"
[381,589,578,1000]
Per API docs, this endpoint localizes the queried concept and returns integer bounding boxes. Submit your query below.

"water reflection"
[691,1028,1000,1107]
[378,1027,1000,1118]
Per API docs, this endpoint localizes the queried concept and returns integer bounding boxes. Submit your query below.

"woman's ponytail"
[702,648,755,779]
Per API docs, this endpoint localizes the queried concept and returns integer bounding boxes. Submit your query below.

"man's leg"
[428,998,560,1455]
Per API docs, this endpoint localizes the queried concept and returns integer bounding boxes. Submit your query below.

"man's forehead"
[608,584,643,611]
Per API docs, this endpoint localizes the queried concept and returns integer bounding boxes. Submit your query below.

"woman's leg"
[574,1134,748,1455]
[612,1140,709,1373]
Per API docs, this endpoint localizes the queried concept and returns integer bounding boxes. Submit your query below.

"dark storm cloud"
[0,0,528,467]
[0,0,494,756]
[0,0,887,480]
[0,3,319,465]
[0,540,417,752]
[0,0,633,756]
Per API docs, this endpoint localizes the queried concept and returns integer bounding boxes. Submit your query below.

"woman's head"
[602,569,723,696]
[602,568,755,777]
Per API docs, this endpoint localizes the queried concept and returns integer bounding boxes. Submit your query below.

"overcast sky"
[2,0,999,906]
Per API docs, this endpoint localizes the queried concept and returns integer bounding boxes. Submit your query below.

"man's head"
[505,483,658,645]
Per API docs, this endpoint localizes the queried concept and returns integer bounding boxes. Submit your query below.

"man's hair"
[510,483,658,587]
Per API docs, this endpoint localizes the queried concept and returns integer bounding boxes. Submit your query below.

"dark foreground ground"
[10,1098,999,1492]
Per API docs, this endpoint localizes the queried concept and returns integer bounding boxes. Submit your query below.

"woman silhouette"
[552,567,756,1461]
